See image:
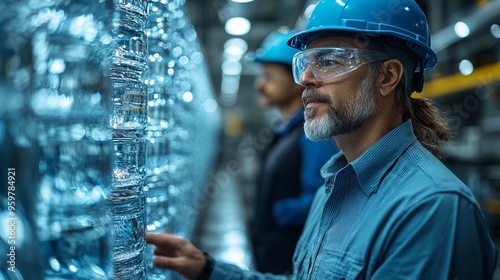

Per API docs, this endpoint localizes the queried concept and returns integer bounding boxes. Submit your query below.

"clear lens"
[292,47,389,85]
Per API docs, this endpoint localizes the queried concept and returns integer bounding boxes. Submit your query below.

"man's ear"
[378,59,404,97]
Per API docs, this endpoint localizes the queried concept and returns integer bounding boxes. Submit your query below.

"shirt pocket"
[312,248,365,280]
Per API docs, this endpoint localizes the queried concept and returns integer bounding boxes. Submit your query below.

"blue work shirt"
[210,120,497,279]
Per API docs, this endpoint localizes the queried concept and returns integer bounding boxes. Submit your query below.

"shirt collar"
[274,109,304,135]
[321,120,417,196]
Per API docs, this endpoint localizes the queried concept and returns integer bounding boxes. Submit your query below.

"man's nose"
[299,66,318,87]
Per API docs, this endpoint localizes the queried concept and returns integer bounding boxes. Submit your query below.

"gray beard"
[303,74,378,141]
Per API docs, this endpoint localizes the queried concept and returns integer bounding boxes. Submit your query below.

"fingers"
[147,232,193,257]
[152,255,202,280]
[147,232,184,251]
[146,232,176,247]
[152,255,178,270]
[153,247,171,257]
[146,233,180,269]
[146,232,206,280]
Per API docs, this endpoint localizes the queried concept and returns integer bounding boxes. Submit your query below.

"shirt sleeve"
[210,259,295,280]
[272,134,337,227]
[369,192,497,279]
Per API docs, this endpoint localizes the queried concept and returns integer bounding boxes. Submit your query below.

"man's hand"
[146,232,207,280]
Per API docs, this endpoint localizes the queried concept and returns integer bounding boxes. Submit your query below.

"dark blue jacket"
[250,109,336,274]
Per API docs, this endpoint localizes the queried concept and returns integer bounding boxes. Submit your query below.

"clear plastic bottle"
[144,1,176,278]
[153,0,220,240]
[144,1,220,279]
[110,0,149,279]
[1,0,115,279]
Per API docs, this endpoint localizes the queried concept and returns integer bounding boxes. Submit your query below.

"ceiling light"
[225,17,251,36]
[224,38,248,61]
[222,60,242,76]
[491,24,500,39]
[220,75,240,106]
[454,21,470,38]
[221,75,240,95]
[230,0,254,2]
[459,59,474,76]
[224,38,248,54]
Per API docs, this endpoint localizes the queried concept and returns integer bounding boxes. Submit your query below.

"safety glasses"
[292,47,390,85]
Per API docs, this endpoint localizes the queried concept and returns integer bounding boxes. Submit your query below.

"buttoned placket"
[306,166,355,279]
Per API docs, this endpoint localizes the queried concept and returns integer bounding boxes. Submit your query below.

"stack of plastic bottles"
[143,0,178,278]
[0,0,115,278]
[144,0,220,279]
[110,0,149,278]
[0,0,220,279]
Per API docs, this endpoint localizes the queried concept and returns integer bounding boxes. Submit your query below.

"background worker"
[248,27,336,274]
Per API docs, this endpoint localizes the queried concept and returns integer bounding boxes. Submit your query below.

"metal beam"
[416,62,500,98]
[431,0,500,53]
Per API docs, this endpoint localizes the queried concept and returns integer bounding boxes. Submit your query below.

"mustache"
[301,89,332,106]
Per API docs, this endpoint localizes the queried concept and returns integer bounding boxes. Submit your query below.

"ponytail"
[404,96,450,157]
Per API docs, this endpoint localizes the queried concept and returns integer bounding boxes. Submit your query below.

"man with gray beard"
[146,0,497,279]
[301,67,378,140]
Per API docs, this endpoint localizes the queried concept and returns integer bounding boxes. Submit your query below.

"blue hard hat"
[253,28,300,66]
[288,0,437,71]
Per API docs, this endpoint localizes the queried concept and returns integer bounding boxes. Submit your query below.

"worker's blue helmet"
[253,27,300,66]
[288,0,437,92]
